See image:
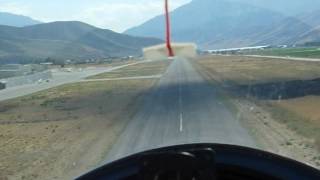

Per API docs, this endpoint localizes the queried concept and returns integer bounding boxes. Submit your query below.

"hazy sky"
[0,0,191,32]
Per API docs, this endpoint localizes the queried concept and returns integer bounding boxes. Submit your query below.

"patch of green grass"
[247,47,320,59]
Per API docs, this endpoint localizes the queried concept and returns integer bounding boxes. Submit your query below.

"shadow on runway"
[228,78,320,100]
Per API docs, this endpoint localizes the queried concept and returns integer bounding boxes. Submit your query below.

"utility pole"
[165,0,174,57]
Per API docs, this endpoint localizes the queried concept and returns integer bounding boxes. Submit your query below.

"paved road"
[0,62,143,101]
[105,58,256,163]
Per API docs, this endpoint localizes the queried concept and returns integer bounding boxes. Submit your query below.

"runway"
[105,58,256,162]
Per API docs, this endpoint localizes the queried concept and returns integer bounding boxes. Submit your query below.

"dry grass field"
[195,55,320,84]
[0,74,158,179]
[276,96,320,125]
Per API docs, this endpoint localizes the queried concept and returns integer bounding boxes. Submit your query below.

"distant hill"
[229,0,320,16]
[298,10,320,28]
[294,27,320,45]
[292,10,320,45]
[125,0,317,49]
[0,12,41,27]
[0,21,163,64]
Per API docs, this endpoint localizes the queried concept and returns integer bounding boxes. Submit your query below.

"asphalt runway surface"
[105,58,256,162]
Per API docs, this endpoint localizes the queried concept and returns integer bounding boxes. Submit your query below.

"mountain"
[0,12,41,27]
[288,10,320,45]
[125,0,315,49]
[294,27,320,45]
[229,0,320,16]
[0,21,162,64]
[298,10,320,28]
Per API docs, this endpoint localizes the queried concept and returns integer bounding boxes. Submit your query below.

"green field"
[247,47,320,59]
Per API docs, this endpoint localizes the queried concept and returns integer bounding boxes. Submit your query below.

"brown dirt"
[0,79,156,180]
[234,99,320,168]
